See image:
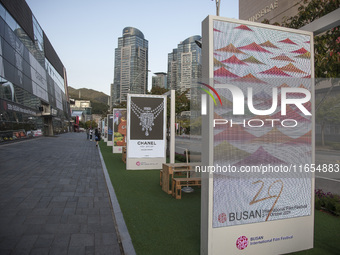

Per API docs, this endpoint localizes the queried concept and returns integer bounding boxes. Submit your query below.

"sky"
[25,0,239,95]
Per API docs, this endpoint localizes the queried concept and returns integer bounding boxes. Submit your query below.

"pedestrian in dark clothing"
[95,128,101,147]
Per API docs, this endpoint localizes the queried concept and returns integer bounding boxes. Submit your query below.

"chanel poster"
[127,94,167,170]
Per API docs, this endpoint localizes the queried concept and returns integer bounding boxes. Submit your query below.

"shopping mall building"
[0,0,71,141]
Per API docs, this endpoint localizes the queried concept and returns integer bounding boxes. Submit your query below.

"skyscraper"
[152,72,167,89]
[167,35,201,98]
[167,48,178,90]
[112,27,148,105]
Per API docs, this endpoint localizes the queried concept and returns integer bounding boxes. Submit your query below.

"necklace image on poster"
[130,97,164,140]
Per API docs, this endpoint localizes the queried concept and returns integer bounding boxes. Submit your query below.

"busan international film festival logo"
[236,236,249,250]
[198,81,312,125]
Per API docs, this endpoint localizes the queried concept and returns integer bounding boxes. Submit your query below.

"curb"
[98,146,136,255]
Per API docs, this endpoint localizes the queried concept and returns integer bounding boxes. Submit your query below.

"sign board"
[201,16,314,255]
[126,94,167,170]
[113,108,127,153]
[107,114,113,146]
[104,117,108,142]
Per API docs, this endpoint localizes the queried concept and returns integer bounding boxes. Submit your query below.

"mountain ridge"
[68,86,109,104]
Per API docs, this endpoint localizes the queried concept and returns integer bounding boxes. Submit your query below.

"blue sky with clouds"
[26,0,239,95]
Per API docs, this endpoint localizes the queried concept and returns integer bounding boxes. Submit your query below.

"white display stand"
[126,94,167,170]
[201,15,315,255]
[103,117,108,143]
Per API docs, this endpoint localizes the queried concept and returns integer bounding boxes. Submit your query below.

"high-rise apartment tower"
[112,27,148,105]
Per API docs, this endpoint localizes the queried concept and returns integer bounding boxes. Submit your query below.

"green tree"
[91,101,109,115]
[85,120,97,129]
[150,86,169,95]
[263,0,340,78]
[316,95,340,146]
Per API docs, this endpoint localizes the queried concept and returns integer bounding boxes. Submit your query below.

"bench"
[122,147,126,163]
[172,177,201,199]
[160,170,163,186]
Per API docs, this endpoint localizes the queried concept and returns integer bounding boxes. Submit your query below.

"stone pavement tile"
[0,224,26,237]
[30,247,50,255]
[100,207,112,215]
[34,234,54,248]
[29,208,52,216]
[45,215,61,224]
[80,208,100,215]
[24,215,47,224]
[67,215,87,224]
[49,246,68,255]
[88,215,101,224]
[49,207,64,216]
[101,214,115,225]
[10,215,26,225]
[23,224,43,235]
[48,201,67,208]
[51,196,69,202]
[60,191,75,197]
[69,233,94,247]
[87,223,115,234]
[51,233,70,247]
[95,233,119,247]
[65,201,77,208]
[67,196,79,203]
[68,246,85,255]
[43,224,81,234]
[85,245,95,255]
[17,209,32,216]
[63,207,76,215]
[12,234,38,254]
[95,245,120,255]
[0,235,21,250]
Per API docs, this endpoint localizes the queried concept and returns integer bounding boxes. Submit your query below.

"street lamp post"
[213,0,221,16]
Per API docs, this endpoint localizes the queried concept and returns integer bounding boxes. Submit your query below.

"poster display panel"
[113,108,127,153]
[104,117,108,142]
[201,16,314,255]
[127,94,166,170]
[107,114,113,146]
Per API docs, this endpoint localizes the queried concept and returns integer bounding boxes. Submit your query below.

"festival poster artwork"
[113,108,127,153]
[210,19,313,228]
[127,94,166,160]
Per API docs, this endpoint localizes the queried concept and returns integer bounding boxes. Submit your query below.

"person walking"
[89,128,93,141]
[86,128,89,140]
[95,128,101,147]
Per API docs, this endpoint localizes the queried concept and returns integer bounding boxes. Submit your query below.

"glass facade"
[167,36,202,98]
[112,27,148,105]
[152,72,167,89]
[0,2,71,139]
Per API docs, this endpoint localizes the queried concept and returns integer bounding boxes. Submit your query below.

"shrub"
[315,189,340,216]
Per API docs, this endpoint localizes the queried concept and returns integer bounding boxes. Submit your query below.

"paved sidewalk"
[0,132,121,255]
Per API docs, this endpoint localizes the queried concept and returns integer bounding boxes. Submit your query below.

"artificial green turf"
[99,141,340,255]
[290,210,340,255]
[99,141,201,255]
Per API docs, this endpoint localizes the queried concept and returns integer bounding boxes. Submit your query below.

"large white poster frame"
[201,15,315,255]
[103,117,108,143]
[126,94,167,170]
